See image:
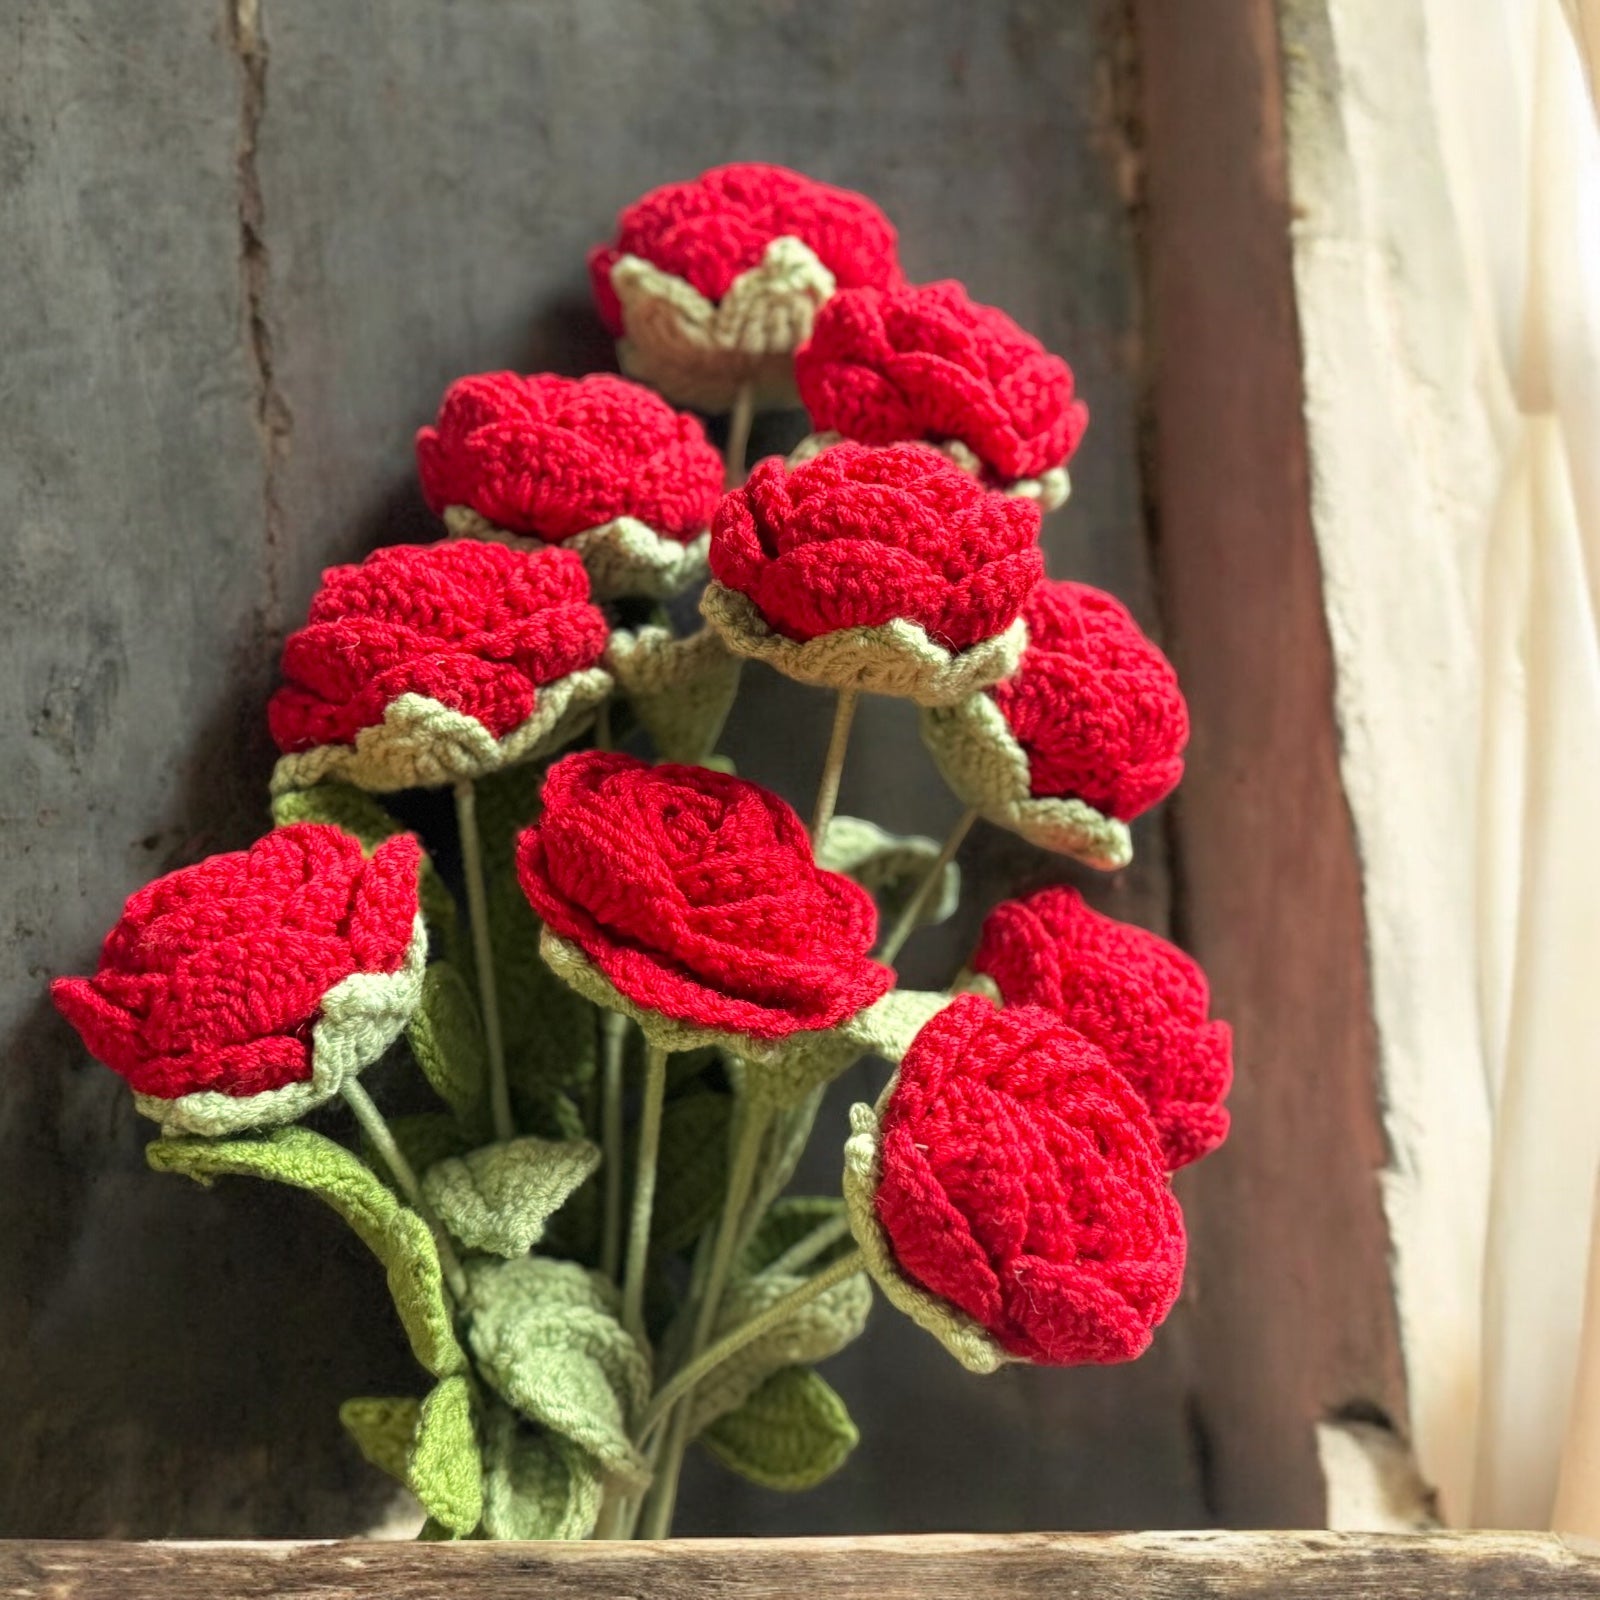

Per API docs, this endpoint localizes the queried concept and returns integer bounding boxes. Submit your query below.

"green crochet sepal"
[541,930,949,1110]
[478,1405,604,1540]
[406,961,489,1133]
[268,669,613,796]
[919,692,1133,870]
[606,623,742,764]
[423,1137,600,1258]
[701,580,1026,708]
[147,1125,468,1380]
[703,1366,860,1491]
[819,815,961,930]
[445,506,710,604]
[840,1081,1012,1376]
[340,1374,484,1536]
[133,914,427,1139]
[463,1256,652,1494]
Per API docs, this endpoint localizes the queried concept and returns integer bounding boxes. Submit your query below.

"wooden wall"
[0,0,1404,1538]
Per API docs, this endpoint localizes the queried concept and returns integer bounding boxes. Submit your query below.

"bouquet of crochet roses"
[51,164,1229,1541]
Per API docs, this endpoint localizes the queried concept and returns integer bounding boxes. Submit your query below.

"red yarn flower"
[993,580,1188,819]
[268,541,611,792]
[588,162,902,337]
[710,441,1043,651]
[415,373,724,596]
[872,994,1185,1364]
[796,280,1089,487]
[971,887,1231,1169]
[517,751,893,1041]
[51,825,425,1132]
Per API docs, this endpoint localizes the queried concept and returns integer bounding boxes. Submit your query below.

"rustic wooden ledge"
[1,1532,1597,1599]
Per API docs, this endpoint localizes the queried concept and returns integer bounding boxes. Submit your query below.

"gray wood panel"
[2,0,1201,1537]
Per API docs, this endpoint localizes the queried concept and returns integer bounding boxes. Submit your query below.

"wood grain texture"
[2,0,1200,1541]
[1133,0,1411,1526]
[1,1534,1596,1600]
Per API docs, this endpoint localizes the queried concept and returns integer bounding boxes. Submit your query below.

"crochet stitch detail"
[417,372,723,548]
[517,752,894,1045]
[51,825,425,1131]
[790,430,1070,513]
[795,280,1089,486]
[852,994,1185,1366]
[970,887,1232,1169]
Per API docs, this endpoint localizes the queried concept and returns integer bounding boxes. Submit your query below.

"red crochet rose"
[517,751,893,1041]
[710,442,1043,649]
[588,163,902,335]
[415,372,723,545]
[51,825,422,1102]
[875,995,1185,1364]
[796,280,1089,483]
[991,580,1188,819]
[971,887,1231,1169]
[268,541,609,755]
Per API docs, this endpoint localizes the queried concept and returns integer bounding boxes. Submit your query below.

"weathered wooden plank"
[1133,0,1411,1525]
[1,1534,1596,1600]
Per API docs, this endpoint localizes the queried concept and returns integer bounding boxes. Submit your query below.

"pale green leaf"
[702,1366,859,1491]
[424,1137,601,1258]
[148,1127,467,1379]
[408,1374,483,1535]
[405,962,489,1132]
[479,1405,603,1540]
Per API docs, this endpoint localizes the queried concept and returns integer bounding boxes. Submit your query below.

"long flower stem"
[621,1044,670,1343]
[810,688,859,849]
[637,1248,865,1449]
[341,1078,468,1302]
[878,806,979,964]
[637,1094,773,1538]
[599,1012,628,1282]
[725,380,755,487]
[454,777,513,1144]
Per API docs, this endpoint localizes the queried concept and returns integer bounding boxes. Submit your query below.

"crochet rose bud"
[517,751,893,1045]
[970,887,1231,1170]
[702,442,1044,705]
[268,540,612,795]
[920,579,1189,869]
[51,825,427,1136]
[416,372,725,600]
[587,162,903,411]
[795,280,1089,509]
[844,994,1185,1369]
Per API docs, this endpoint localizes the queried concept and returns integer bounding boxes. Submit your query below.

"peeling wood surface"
[1,0,1207,1541]
[2,1534,1597,1599]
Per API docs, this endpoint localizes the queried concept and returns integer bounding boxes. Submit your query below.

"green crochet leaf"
[818,814,961,931]
[408,1374,483,1535]
[741,1196,851,1275]
[148,1127,467,1379]
[702,1366,859,1491]
[515,1089,600,1262]
[687,1262,871,1437]
[650,1090,732,1252]
[479,1405,604,1540]
[270,782,461,963]
[423,1137,601,1258]
[464,1256,651,1492]
[339,1395,420,1485]
[406,962,489,1132]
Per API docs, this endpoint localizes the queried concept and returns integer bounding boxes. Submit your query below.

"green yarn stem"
[621,1043,670,1343]
[878,805,979,964]
[454,777,513,1144]
[637,1094,773,1538]
[636,1247,865,1448]
[760,1211,853,1280]
[725,380,755,488]
[340,1078,469,1302]
[810,688,859,849]
[600,1011,628,1283]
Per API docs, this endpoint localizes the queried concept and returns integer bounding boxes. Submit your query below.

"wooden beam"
[0,1533,1595,1599]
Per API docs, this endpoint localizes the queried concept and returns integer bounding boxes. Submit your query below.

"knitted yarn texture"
[849,994,1185,1367]
[517,751,894,1043]
[51,825,425,1132]
[795,280,1089,489]
[268,541,612,793]
[970,887,1232,1169]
